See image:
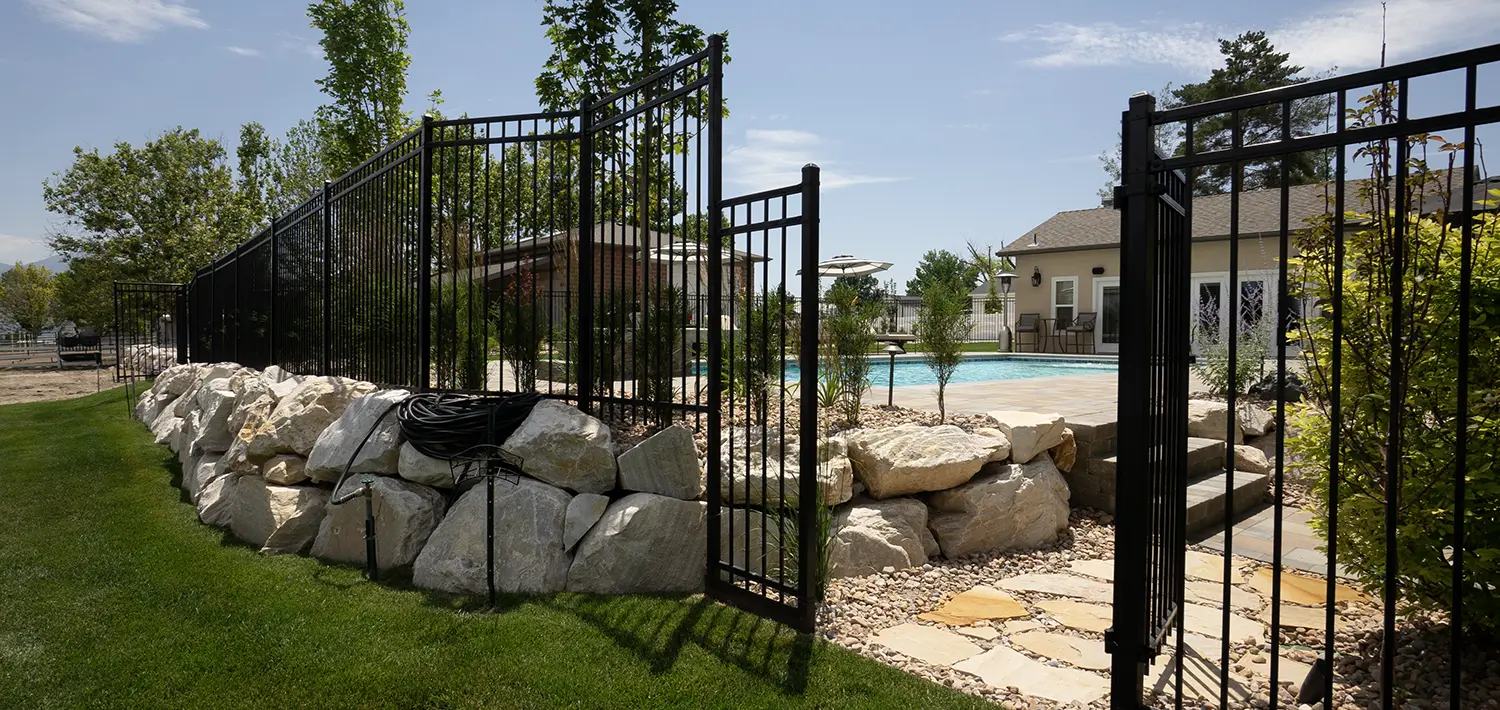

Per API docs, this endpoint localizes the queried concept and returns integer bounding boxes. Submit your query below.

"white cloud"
[945,122,993,131]
[278,30,322,58]
[1001,0,1500,73]
[224,46,260,58]
[724,129,904,192]
[27,0,207,43]
[0,233,53,267]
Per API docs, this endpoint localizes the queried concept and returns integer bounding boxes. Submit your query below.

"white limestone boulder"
[563,492,609,551]
[177,411,201,467]
[312,476,446,572]
[718,426,854,507]
[173,363,242,417]
[827,497,939,579]
[152,364,198,397]
[985,410,1065,464]
[197,472,240,528]
[719,507,784,578]
[413,477,573,595]
[262,454,309,485]
[1233,445,1271,475]
[844,424,1009,499]
[1238,403,1276,437]
[927,456,1071,558]
[230,478,331,555]
[1187,400,1244,444]
[305,389,410,482]
[617,425,703,499]
[245,376,379,460]
[502,400,616,495]
[567,493,707,594]
[152,409,183,448]
[183,453,224,504]
[193,382,238,453]
[397,442,456,489]
[137,391,175,424]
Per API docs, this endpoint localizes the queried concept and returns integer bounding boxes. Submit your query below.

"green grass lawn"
[0,389,992,710]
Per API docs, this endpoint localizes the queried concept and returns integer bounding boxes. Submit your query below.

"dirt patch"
[0,367,115,405]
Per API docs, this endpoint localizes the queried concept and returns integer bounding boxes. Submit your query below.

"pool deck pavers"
[864,372,1120,419]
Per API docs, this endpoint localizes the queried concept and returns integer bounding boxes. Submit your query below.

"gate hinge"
[1111,186,1124,210]
[1103,627,1117,653]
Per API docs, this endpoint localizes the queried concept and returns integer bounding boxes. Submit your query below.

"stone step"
[1186,470,1270,537]
[1065,437,1243,517]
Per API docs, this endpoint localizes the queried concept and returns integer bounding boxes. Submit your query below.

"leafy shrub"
[491,266,546,392]
[1288,115,1500,634]
[631,285,687,419]
[820,281,881,426]
[720,288,796,420]
[1189,296,1274,396]
[914,285,972,422]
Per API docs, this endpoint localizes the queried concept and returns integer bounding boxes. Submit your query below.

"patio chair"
[1064,312,1097,354]
[1014,313,1041,352]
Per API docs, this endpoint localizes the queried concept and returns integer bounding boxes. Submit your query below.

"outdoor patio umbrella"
[796,254,893,278]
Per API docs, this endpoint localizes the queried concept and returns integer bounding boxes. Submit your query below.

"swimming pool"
[707,356,1117,387]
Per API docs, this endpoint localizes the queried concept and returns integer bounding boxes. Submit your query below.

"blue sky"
[2,0,1498,289]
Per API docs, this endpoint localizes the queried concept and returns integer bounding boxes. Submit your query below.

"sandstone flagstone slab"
[995,573,1112,602]
[955,626,999,641]
[1182,603,1264,644]
[1010,631,1110,671]
[916,586,1027,626]
[1034,599,1112,633]
[1185,580,1262,611]
[953,645,1109,705]
[1240,652,1313,687]
[1144,632,1253,703]
[1246,567,1367,606]
[1067,558,1114,582]
[869,623,981,667]
[1258,603,1344,631]
[1184,549,1245,584]
[1002,619,1042,634]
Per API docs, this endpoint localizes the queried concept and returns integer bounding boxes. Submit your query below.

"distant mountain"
[0,255,69,274]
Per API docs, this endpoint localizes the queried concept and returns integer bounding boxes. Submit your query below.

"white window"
[1051,276,1077,325]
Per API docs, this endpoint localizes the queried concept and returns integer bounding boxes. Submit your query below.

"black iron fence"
[1112,42,1500,709]
[113,282,185,384]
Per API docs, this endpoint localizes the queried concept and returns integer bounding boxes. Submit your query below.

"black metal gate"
[705,164,821,633]
[110,36,823,632]
[1110,123,1191,703]
[1111,43,1499,709]
[112,281,186,385]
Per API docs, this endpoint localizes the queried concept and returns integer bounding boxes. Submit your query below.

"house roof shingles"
[998,172,1497,256]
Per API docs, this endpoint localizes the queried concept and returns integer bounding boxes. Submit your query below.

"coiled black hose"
[396,392,543,460]
[330,391,543,496]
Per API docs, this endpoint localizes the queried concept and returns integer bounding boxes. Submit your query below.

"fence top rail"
[113,281,185,288]
[430,109,580,129]
[328,127,422,191]
[587,42,714,112]
[1151,41,1500,124]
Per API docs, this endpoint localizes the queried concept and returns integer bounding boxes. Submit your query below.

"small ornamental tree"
[914,284,972,422]
[820,280,881,426]
[1289,85,1500,635]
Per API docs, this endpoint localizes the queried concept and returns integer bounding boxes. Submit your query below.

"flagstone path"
[852,548,1372,709]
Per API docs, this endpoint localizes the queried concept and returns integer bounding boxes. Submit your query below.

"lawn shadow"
[544,593,814,696]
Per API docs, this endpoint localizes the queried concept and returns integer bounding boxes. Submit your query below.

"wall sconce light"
[1031,266,1042,288]
[1092,266,1106,275]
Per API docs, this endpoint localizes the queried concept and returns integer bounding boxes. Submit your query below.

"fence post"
[269,218,278,367]
[704,32,723,589]
[577,96,595,413]
[232,244,241,366]
[175,285,188,365]
[1108,91,1155,710]
[417,114,434,392]
[322,180,332,375]
[796,163,820,633]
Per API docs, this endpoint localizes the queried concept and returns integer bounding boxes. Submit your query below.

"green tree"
[820,280,881,426]
[1289,90,1500,635]
[308,0,413,177]
[0,263,57,338]
[537,0,727,262]
[913,285,971,422]
[237,121,275,228]
[905,249,977,301]
[42,127,248,291]
[966,242,1012,315]
[1172,31,1332,195]
[52,257,113,328]
[830,275,885,303]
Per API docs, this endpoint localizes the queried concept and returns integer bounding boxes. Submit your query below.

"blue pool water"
[704,356,1116,388]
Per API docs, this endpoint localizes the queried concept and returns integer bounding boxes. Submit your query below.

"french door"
[1093,277,1120,354]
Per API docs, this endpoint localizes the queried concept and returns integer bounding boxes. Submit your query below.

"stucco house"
[997,171,1495,354]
